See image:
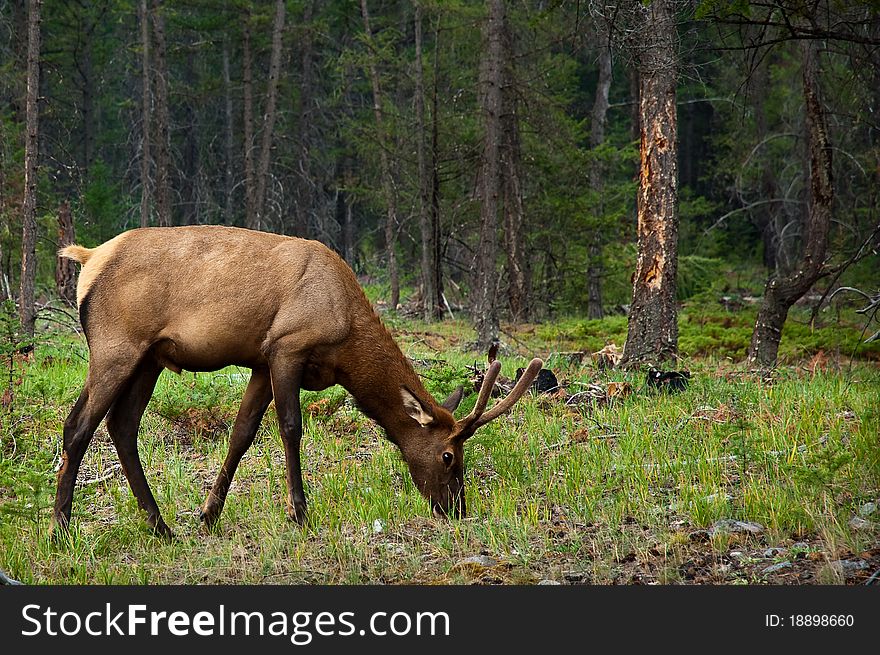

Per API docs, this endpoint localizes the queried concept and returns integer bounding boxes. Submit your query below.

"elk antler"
[456,358,544,438]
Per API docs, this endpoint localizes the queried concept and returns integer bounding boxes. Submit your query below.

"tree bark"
[747,39,833,368]
[242,12,256,230]
[586,33,613,320]
[472,0,505,350]
[252,0,286,231]
[19,0,41,342]
[620,0,680,369]
[137,0,152,228]
[429,12,444,321]
[414,3,440,321]
[360,0,400,310]
[150,0,172,227]
[293,0,317,238]
[222,39,234,226]
[55,200,76,306]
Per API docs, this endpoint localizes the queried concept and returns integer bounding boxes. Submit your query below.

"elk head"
[398,358,544,519]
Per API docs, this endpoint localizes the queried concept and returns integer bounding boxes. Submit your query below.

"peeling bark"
[620,0,680,369]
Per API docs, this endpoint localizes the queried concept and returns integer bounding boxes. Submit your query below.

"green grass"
[0,312,878,585]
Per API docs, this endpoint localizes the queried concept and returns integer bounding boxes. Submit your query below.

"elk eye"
[442,452,454,466]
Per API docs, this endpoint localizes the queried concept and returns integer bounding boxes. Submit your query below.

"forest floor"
[1,303,878,585]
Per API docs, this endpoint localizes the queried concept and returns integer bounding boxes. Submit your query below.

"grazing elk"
[54,226,542,537]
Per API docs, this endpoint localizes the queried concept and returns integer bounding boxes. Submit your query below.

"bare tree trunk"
[137,0,152,228]
[360,0,400,309]
[414,3,439,322]
[253,0,286,231]
[501,123,530,322]
[429,13,444,321]
[747,39,833,368]
[293,0,317,238]
[587,31,613,320]
[19,0,41,342]
[242,13,256,230]
[222,40,234,226]
[150,0,171,227]
[56,200,76,306]
[473,0,505,350]
[342,162,355,268]
[620,0,680,369]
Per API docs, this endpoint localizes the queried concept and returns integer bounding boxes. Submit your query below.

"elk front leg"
[268,355,308,526]
[201,367,273,528]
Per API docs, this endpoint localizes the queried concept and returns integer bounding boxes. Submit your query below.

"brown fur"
[52,226,541,536]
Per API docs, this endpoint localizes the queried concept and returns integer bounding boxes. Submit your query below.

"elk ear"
[401,387,434,427]
[441,386,465,413]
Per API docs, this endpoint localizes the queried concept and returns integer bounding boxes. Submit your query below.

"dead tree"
[747,39,833,367]
[620,0,681,369]
[19,0,42,342]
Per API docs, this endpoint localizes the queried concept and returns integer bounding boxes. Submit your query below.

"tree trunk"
[222,39,234,226]
[747,39,833,368]
[587,34,613,320]
[79,35,95,176]
[242,13,256,230]
[429,12,444,321]
[620,0,680,369]
[55,200,76,306]
[19,0,41,342]
[253,0,286,231]
[360,0,400,310]
[414,3,440,322]
[501,125,530,322]
[293,0,317,238]
[150,0,171,227]
[138,0,152,228]
[181,52,199,226]
[472,0,505,350]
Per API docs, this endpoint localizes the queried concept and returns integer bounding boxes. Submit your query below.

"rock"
[372,519,385,534]
[849,516,874,530]
[762,561,792,575]
[537,579,562,585]
[830,559,868,575]
[455,555,498,569]
[763,547,787,558]
[858,502,877,517]
[709,519,764,536]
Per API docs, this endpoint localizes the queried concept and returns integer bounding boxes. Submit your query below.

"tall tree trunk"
[138,0,152,228]
[242,13,256,230]
[587,33,613,320]
[55,200,76,306]
[620,0,680,369]
[20,0,41,342]
[150,0,171,227]
[747,39,833,368]
[472,0,505,350]
[252,0,286,231]
[414,3,440,321]
[293,0,317,238]
[181,51,199,226]
[79,37,95,176]
[222,39,234,226]
[429,12,444,321]
[360,0,400,310]
[342,161,356,268]
[501,120,530,322]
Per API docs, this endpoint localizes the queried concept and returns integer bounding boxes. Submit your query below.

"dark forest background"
[1,0,878,367]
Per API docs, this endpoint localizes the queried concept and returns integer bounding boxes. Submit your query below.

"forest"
[0,0,878,586]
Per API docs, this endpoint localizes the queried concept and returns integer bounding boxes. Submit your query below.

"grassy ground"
[1,308,878,585]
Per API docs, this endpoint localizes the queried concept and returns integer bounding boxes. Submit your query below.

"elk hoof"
[287,503,308,527]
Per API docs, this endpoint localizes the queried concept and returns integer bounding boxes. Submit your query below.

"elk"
[54,226,542,537]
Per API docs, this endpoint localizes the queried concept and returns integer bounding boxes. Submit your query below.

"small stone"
[762,561,792,575]
[859,502,877,517]
[849,516,874,530]
[763,547,787,558]
[456,555,498,568]
[372,519,385,534]
[830,559,868,574]
[710,519,764,536]
[537,579,562,585]
[729,550,744,559]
